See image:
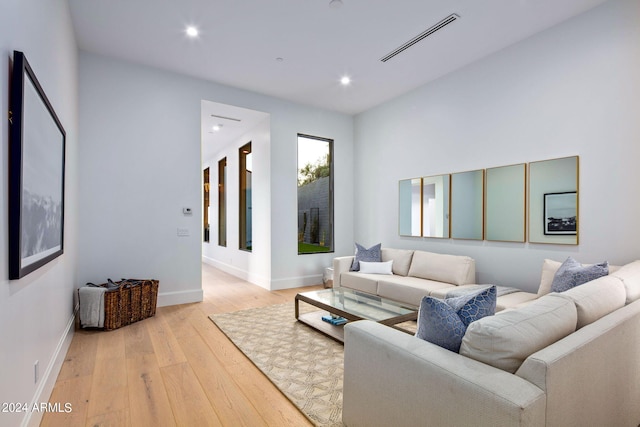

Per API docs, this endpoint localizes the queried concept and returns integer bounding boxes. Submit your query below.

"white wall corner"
[24,306,77,427]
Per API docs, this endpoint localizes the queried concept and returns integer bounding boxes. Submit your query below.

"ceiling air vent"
[210,114,242,122]
[380,13,460,63]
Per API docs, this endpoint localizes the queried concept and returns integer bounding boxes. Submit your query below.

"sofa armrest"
[332,256,354,287]
[343,321,546,427]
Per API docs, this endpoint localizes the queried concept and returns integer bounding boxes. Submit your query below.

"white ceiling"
[70,0,610,160]
[200,101,269,161]
[69,0,610,116]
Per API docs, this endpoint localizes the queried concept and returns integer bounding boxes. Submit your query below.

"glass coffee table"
[295,287,418,342]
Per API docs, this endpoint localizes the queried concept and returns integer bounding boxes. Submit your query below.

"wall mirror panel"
[529,156,579,245]
[422,174,450,238]
[399,178,422,237]
[451,169,484,240]
[485,163,526,242]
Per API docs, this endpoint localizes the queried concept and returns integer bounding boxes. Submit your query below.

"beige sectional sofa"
[333,248,538,311]
[342,260,640,427]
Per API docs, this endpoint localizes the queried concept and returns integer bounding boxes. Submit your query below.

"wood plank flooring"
[41,263,321,427]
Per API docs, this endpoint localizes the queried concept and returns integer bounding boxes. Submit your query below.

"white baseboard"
[202,256,270,290]
[24,305,77,427]
[203,256,323,291]
[157,289,203,307]
[269,274,323,290]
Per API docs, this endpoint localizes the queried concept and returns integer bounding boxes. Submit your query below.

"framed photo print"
[543,192,577,235]
[8,51,66,279]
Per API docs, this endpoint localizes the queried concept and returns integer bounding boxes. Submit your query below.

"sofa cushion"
[407,251,475,286]
[611,260,640,304]
[377,276,455,307]
[381,248,414,276]
[429,285,481,299]
[415,286,496,352]
[557,275,626,329]
[459,294,577,373]
[550,257,608,293]
[359,260,393,275]
[495,291,538,312]
[429,285,538,311]
[538,258,621,296]
[340,272,384,295]
[350,243,381,271]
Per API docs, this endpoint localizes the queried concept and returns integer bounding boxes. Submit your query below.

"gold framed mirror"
[422,174,450,238]
[529,156,579,245]
[399,178,422,237]
[451,169,484,240]
[485,163,526,242]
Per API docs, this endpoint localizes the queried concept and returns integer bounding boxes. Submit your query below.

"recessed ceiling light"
[329,0,344,9]
[212,124,222,131]
[186,26,199,38]
[340,76,351,86]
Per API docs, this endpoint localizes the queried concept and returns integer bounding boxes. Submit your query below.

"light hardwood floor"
[41,263,321,427]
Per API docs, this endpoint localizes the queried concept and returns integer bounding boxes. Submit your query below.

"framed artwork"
[544,192,577,235]
[8,51,66,279]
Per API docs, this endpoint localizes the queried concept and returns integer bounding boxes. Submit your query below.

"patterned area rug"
[209,303,344,427]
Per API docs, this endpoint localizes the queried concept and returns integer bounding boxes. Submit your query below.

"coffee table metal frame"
[295,287,418,342]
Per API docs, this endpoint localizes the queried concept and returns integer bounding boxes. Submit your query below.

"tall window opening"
[203,167,210,242]
[297,134,333,254]
[218,157,227,247]
[239,142,252,251]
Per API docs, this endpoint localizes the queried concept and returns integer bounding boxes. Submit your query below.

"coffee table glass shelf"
[295,287,418,342]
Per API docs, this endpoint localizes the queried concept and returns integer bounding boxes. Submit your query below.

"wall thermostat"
[183,207,193,215]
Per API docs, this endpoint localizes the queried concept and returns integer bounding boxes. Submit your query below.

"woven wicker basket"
[95,279,158,330]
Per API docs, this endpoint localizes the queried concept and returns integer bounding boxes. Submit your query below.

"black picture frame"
[8,51,66,279]
[543,192,577,235]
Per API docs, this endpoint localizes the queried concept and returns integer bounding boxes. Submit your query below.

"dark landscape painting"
[9,51,65,279]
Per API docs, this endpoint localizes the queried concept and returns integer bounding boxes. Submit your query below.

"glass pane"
[299,288,415,322]
[203,168,210,242]
[239,143,252,251]
[218,158,226,247]
[298,135,333,254]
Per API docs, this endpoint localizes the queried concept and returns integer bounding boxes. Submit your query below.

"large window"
[203,168,210,242]
[297,134,333,254]
[218,158,227,247]
[239,142,252,251]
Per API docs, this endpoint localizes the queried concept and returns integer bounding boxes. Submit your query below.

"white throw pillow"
[358,260,393,275]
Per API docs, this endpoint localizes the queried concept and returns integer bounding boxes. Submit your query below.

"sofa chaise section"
[342,260,640,427]
[343,320,546,427]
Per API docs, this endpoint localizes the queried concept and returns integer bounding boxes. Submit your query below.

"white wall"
[79,52,354,294]
[0,1,79,426]
[269,107,354,289]
[353,0,640,292]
